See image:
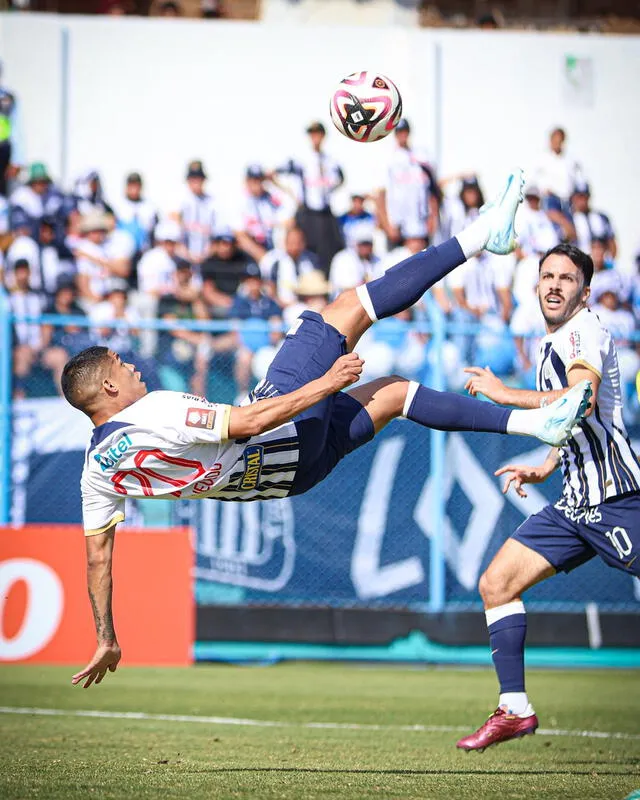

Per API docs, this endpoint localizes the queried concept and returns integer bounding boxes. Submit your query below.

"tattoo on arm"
[88,586,115,644]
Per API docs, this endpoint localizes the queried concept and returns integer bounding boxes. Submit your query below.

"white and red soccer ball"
[330,71,403,143]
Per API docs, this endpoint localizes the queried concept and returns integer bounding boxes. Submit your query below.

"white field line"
[0,706,639,741]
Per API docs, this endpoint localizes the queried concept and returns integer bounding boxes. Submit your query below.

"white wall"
[2,13,639,267]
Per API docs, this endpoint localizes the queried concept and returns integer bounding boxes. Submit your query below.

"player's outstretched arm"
[464,364,599,413]
[72,527,121,689]
[495,448,561,498]
[228,352,364,438]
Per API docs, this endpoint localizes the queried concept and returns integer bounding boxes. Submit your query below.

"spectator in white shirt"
[592,288,639,406]
[234,164,291,263]
[89,277,139,355]
[72,168,114,218]
[136,219,182,298]
[588,237,630,308]
[272,121,344,272]
[329,225,380,295]
[112,172,159,284]
[73,212,131,306]
[260,226,320,306]
[570,181,616,258]
[377,119,439,248]
[533,127,584,207]
[10,259,44,397]
[178,159,218,265]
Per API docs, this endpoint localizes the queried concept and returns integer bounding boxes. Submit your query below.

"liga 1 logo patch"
[185,407,216,430]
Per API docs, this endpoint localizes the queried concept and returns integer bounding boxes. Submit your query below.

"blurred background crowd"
[1,77,639,418]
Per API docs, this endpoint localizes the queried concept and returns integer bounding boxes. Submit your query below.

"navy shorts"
[260,310,375,495]
[512,492,640,577]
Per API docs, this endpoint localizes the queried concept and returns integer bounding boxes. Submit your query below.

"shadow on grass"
[183,767,635,777]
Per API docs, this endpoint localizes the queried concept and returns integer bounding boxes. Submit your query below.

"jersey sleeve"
[149,391,232,444]
[557,312,606,379]
[82,480,126,537]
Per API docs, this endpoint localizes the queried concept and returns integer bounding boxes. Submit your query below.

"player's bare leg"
[457,540,555,753]
[321,168,524,352]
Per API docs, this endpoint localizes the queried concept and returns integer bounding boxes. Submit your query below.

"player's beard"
[540,288,586,331]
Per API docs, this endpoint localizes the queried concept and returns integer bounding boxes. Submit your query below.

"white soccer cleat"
[531,380,593,446]
[481,168,525,255]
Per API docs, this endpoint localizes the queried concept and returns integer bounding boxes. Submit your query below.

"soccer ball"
[330,71,403,143]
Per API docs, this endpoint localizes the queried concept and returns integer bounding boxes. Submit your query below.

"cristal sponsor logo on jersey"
[569,330,581,360]
[239,445,264,491]
[93,433,133,472]
[185,407,216,430]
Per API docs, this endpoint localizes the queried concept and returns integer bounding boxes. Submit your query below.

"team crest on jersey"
[93,433,133,472]
[185,407,216,430]
[239,445,264,491]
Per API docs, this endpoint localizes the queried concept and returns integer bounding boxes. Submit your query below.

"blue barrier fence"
[2,296,640,611]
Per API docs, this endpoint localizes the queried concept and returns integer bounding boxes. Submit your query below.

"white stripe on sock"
[402,381,420,418]
[485,600,525,627]
[356,284,378,322]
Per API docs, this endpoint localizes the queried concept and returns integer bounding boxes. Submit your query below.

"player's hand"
[325,352,364,392]
[72,643,121,689]
[464,366,509,404]
[495,464,549,498]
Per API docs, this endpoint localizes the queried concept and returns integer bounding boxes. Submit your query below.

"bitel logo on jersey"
[93,433,133,472]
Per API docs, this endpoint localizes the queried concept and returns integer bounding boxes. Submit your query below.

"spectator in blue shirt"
[338,193,375,247]
[229,262,282,401]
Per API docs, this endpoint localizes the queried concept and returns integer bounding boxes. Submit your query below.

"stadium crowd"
[1,111,639,419]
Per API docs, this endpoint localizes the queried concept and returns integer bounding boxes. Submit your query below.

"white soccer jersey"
[81,390,299,535]
[536,307,640,507]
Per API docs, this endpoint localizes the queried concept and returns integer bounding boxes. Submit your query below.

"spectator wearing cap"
[259,226,320,307]
[72,169,114,218]
[338,193,376,248]
[227,262,283,400]
[201,231,257,315]
[9,259,45,398]
[233,164,291,264]
[177,160,219,266]
[329,226,380,295]
[570,181,616,257]
[376,119,440,248]
[0,60,25,197]
[113,172,159,287]
[74,211,131,306]
[272,121,345,273]
[533,127,585,209]
[283,269,332,328]
[588,237,630,309]
[9,162,66,240]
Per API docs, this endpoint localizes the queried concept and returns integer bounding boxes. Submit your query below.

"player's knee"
[478,567,511,608]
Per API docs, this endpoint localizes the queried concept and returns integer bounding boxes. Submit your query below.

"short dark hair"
[61,346,111,412]
[551,127,566,139]
[539,243,594,287]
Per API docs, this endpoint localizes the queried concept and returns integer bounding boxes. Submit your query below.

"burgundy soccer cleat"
[456,705,539,752]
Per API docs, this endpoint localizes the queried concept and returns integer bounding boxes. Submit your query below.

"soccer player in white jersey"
[62,170,592,689]
[458,242,640,752]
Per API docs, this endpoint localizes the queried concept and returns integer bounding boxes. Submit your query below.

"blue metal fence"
[2,306,640,611]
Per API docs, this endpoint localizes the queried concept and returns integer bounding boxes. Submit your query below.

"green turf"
[1,664,638,799]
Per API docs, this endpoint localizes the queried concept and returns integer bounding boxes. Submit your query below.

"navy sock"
[488,612,527,693]
[364,238,465,320]
[406,384,510,434]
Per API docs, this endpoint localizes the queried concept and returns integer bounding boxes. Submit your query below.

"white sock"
[455,215,490,259]
[499,692,531,715]
[506,408,543,438]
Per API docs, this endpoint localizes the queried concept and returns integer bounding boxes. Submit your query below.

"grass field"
[1,663,639,799]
